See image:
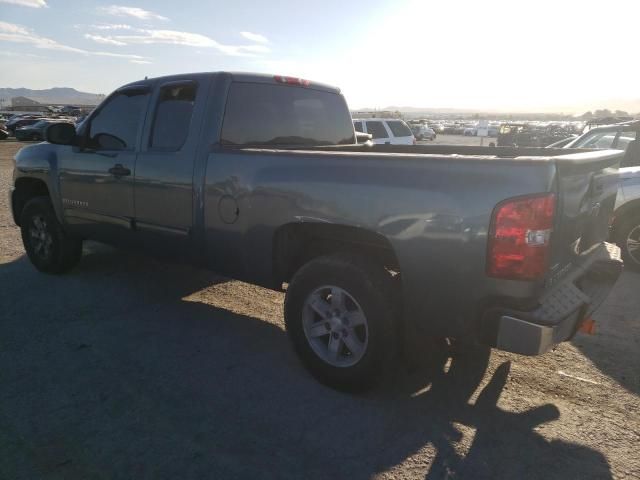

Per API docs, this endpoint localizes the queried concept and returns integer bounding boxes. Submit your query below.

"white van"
[353,118,416,145]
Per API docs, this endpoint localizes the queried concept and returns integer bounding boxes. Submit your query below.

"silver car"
[566,121,640,269]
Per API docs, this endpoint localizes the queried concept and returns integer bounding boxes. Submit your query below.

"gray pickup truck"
[10,72,623,391]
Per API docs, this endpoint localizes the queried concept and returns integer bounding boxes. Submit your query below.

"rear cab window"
[615,130,637,149]
[386,120,413,138]
[221,82,355,146]
[149,82,197,151]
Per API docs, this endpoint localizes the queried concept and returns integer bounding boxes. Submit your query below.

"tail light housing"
[487,193,556,280]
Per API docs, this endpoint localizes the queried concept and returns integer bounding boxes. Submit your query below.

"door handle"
[108,164,131,177]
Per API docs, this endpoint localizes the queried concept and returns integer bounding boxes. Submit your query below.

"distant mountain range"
[0,87,105,106]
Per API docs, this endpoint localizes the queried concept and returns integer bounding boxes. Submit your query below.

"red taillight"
[274,75,311,87]
[487,193,556,280]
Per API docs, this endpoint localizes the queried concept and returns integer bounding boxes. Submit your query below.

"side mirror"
[356,132,373,144]
[46,123,76,145]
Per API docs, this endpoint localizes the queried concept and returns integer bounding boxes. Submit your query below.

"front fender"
[13,143,63,223]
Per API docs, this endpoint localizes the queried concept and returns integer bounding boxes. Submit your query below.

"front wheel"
[285,254,398,392]
[20,197,83,273]
[614,213,640,271]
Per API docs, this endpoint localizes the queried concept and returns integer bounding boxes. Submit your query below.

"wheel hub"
[302,285,369,368]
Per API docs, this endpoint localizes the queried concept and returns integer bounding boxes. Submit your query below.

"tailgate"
[548,149,622,282]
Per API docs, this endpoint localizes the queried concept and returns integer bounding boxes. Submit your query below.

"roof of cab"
[120,71,341,94]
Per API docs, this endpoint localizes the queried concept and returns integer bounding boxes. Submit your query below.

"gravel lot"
[1,140,639,479]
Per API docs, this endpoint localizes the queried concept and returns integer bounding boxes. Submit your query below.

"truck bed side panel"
[203,150,555,336]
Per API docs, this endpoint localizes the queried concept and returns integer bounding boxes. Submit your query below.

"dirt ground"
[0,140,638,480]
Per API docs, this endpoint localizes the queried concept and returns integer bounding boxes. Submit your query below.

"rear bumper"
[486,242,622,356]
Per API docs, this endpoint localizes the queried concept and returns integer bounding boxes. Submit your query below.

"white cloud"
[0,21,147,60]
[90,23,134,31]
[100,5,168,21]
[129,59,151,64]
[84,33,126,46]
[85,28,270,56]
[0,0,47,8]
[240,31,268,44]
[0,50,43,58]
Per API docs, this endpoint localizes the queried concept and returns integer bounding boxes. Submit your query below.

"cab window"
[571,130,617,148]
[149,83,197,151]
[88,89,149,150]
[365,121,388,139]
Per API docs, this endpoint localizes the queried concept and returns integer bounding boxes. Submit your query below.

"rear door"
[364,120,391,144]
[134,78,209,243]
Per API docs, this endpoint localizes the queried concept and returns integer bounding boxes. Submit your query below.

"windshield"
[221,82,355,146]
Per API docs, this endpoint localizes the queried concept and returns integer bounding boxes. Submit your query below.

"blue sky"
[1,0,639,112]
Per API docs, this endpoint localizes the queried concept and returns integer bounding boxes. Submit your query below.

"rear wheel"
[20,197,82,273]
[615,213,640,271]
[285,254,397,392]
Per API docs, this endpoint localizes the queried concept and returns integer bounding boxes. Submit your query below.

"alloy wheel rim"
[302,285,369,368]
[627,224,640,266]
[29,215,53,260]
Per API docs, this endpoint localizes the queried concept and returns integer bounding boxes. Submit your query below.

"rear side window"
[365,121,388,139]
[616,130,637,149]
[354,121,363,132]
[572,130,617,148]
[150,83,197,151]
[221,82,355,146]
[387,120,412,137]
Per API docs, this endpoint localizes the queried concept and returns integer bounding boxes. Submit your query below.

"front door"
[58,85,151,242]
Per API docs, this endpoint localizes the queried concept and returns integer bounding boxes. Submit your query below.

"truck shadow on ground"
[0,246,612,479]
[571,271,640,395]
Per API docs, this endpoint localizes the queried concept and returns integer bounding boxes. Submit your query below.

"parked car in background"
[564,121,638,154]
[353,118,416,145]
[498,123,573,147]
[0,126,9,140]
[546,135,578,148]
[411,124,436,141]
[463,126,477,136]
[15,119,69,141]
[5,116,42,136]
[562,121,640,270]
[613,163,640,271]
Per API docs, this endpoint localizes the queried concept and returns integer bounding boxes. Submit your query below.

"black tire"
[614,212,640,272]
[284,253,397,392]
[20,196,82,274]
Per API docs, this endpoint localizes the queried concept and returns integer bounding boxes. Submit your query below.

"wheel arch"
[272,222,401,286]
[12,177,51,227]
[613,198,640,234]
